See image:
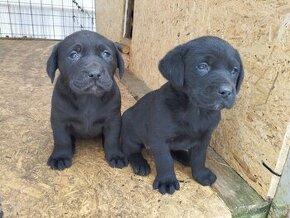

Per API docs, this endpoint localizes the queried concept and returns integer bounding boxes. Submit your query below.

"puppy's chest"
[81,106,103,125]
[167,127,207,150]
[71,99,107,135]
[167,112,220,150]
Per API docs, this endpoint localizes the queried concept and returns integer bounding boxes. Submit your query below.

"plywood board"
[129,0,290,199]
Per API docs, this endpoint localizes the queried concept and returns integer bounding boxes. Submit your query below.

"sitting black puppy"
[46,30,127,170]
[121,36,244,194]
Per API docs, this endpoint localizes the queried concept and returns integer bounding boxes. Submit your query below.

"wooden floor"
[0,39,231,217]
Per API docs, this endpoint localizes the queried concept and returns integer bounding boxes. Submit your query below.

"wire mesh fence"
[0,0,95,40]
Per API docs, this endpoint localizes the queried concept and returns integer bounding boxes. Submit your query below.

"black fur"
[46,30,127,170]
[121,36,244,194]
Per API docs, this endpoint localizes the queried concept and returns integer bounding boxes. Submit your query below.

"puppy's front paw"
[192,167,217,186]
[47,155,72,170]
[153,176,180,195]
[129,153,151,176]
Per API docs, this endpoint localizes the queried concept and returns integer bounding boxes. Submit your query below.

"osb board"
[95,0,125,43]
[0,39,231,217]
[129,0,290,199]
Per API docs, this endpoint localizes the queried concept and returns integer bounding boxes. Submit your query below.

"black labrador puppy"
[121,36,244,194]
[46,30,127,170]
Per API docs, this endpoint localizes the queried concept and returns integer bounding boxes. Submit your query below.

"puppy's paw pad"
[192,168,217,186]
[153,177,180,195]
[108,156,128,169]
[47,156,72,170]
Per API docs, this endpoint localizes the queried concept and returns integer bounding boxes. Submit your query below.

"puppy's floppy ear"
[235,52,244,94]
[158,45,187,88]
[46,43,59,83]
[114,43,125,79]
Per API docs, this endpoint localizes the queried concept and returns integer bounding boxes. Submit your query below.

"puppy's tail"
[170,150,190,166]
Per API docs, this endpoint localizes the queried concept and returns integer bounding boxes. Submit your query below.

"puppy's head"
[46,30,125,96]
[159,36,244,110]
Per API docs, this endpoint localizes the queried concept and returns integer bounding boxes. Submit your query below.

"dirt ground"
[0,39,230,217]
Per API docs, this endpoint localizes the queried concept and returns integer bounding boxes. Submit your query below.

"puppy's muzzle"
[84,68,113,91]
[88,69,104,79]
[217,84,236,109]
[218,85,233,99]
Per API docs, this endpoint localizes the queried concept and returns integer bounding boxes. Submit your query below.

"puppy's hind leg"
[125,141,151,176]
[121,113,150,176]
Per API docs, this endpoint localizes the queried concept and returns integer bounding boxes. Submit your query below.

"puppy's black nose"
[88,70,103,79]
[218,85,233,98]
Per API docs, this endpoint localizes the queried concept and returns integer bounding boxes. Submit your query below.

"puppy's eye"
[196,62,210,75]
[231,67,239,75]
[102,50,112,59]
[69,51,79,60]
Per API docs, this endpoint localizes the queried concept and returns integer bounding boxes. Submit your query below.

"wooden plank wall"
[269,124,290,217]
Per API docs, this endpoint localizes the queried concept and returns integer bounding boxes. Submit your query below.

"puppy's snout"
[87,69,105,79]
[218,85,233,98]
